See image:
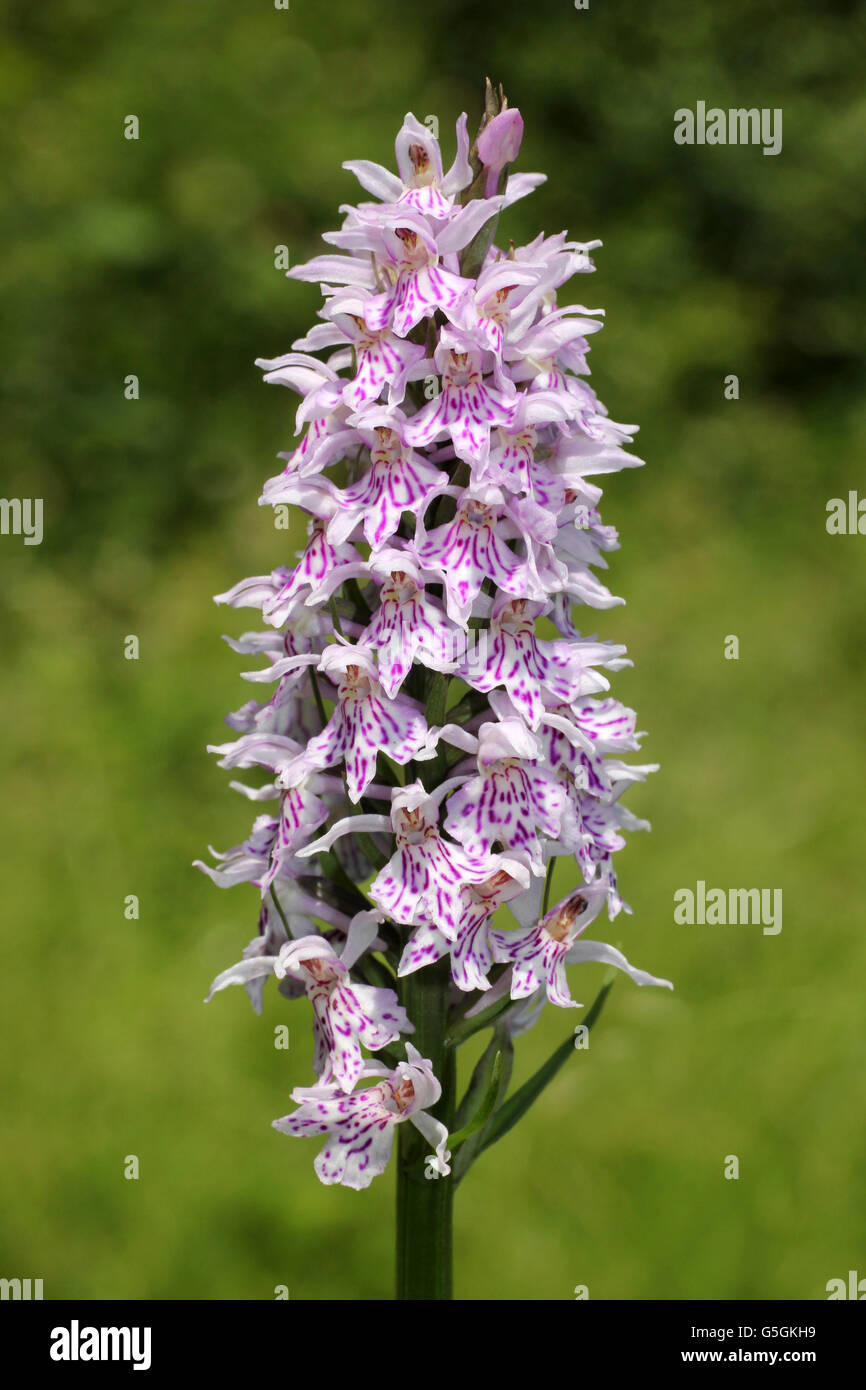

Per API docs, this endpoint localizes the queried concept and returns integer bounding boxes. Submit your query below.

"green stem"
[542,856,556,917]
[395,957,455,1300]
[309,666,328,729]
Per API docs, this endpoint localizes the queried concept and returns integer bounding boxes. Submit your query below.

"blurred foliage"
[1,0,865,1300]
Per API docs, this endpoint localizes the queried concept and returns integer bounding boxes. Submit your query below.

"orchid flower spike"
[196,92,670,1300]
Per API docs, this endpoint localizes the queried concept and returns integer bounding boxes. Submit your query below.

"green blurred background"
[2,0,864,1300]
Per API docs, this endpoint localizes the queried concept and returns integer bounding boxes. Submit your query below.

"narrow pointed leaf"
[424,670,450,728]
[448,1051,502,1150]
[449,991,515,1047]
[451,1029,514,1182]
[477,979,614,1155]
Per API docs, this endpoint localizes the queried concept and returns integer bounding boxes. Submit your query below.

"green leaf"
[317,848,370,911]
[451,1030,514,1183]
[424,670,449,728]
[345,577,371,622]
[309,666,328,728]
[444,688,489,726]
[476,979,614,1157]
[328,595,344,637]
[448,990,515,1047]
[357,951,397,989]
[375,1043,404,1071]
[458,212,501,282]
[454,1034,499,1130]
[355,830,388,872]
[448,1051,502,1151]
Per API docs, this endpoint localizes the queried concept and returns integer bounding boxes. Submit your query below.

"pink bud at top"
[477,107,524,196]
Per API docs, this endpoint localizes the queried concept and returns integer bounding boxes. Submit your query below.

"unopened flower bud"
[477,107,524,196]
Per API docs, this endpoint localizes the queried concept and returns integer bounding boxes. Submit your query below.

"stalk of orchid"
[195,81,672,1302]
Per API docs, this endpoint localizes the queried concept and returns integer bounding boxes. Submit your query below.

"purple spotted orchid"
[197,84,671,1299]
[273,1043,451,1190]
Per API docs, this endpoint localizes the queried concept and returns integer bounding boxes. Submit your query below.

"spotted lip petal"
[328,441,447,551]
[444,755,566,870]
[402,331,518,470]
[413,490,542,625]
[361,577,459,699]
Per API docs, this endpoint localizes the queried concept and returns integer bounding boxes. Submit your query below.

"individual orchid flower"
[343,111,473,220]
[413,484,539,624]
[402,327,517,469]
[493,882,672,1007]
[194,769,333,896]
[266,422,445,556]
[369,783,504,938]
[459,594,608,730]
[529,529,624,613]
[357,549,460,698]
[449,259,545,358]
[477,392,570,495]
[326,418,448,549]
[295,290,428,410]
[557,785,650,883]
[214,567,294,622]
[298,781,501,941]
[223,676,323,744]
[215,563,334,635]
[348,208,480,339]
[398,856,531,992]
[273,1044,450,1190]
[195,820,350,940]
[274,922,412,1092]
[248,510,361,611]
[439,716,567,869]
[194,812,284,891]
[282,644,429,803]
[255,352,358,480]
